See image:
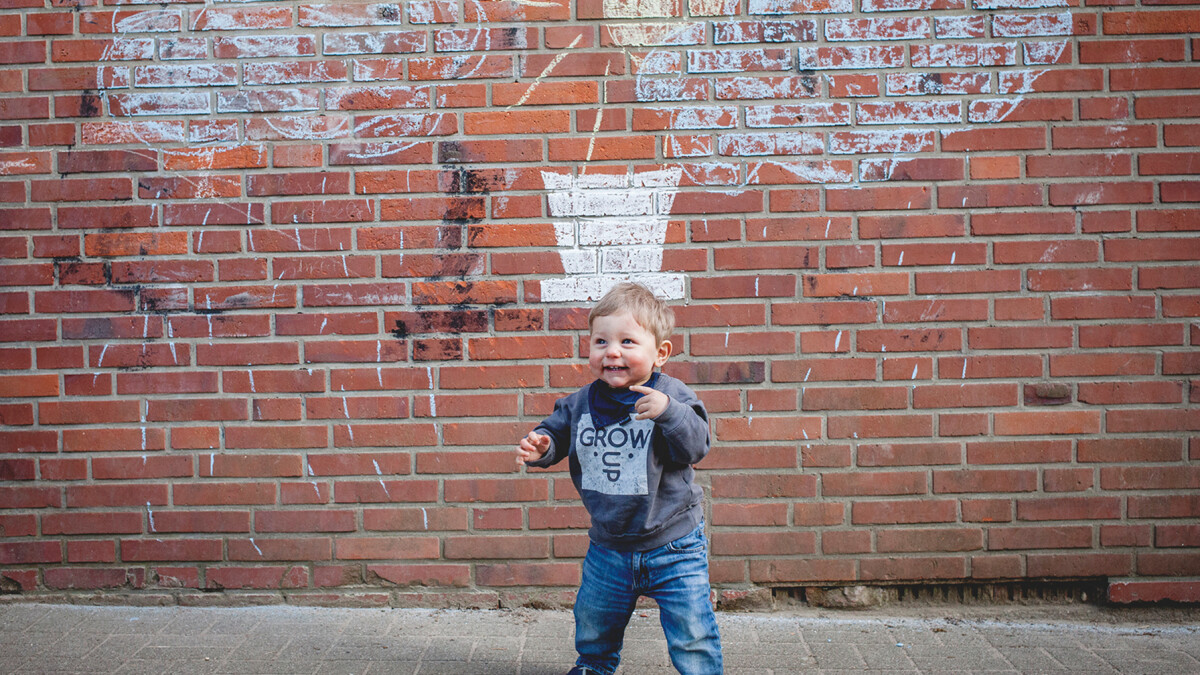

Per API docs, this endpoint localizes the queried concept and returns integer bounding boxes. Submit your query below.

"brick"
[748,558,857,585]
[828,414,933,439]
[1018,496,1121,521]
[1079,438,1183,463]
[473,508,522,531]
[0,542,61,565]
[993,240,1099,264]
[711,473,815,499]
[255,510,356,534]
[367,564,469,588]
[941,127,1045,152]
[861,214,963,239]
[477,563,579,587]
[967,326,1071,350]
[1049,353,1156,377]
[824,471,926,496]
[66,542,117,565]
[711,503,789,527]
[94,456,191,481]
[1043,468,1093,492]
[989,526,1092,551]
[1109,581,1200,604]
[121,539,223,562]
[861,556,966,582]
[0,485,60,509]
[716,416,821,442]
[877,528,983,553]
[713,531,815,556]
[528,505,590,531]
[993,411,1101,436]
[151,511,250,534]
[231,538,334,562]
[1030,553,1131,578]
[966,440,1072,465]
[802,386,907,410]
[716,246,816,270]
[857,328,961,353]
[1101,466,1200,491]
[444,535,549,560]
[207,566,309,590]
[701,445,796,471]
[970,554,1022,580]
[962,499,1011,524]
[933,469,1038,494]
[821,530,870,555]
[1104,11,1200,35]
[42,512,143,536]
[62,428,166,453]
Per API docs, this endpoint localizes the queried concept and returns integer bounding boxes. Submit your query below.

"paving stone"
[1,603,1195,674]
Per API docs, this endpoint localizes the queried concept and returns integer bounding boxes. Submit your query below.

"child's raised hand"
[630,385,669,420]
[516,430,551,466]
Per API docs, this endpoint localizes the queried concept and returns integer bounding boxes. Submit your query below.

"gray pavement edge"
[1,602,1197,674]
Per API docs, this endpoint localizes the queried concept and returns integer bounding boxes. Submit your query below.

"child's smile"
[588,311,672,389]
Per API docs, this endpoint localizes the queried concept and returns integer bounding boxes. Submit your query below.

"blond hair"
[588,282,675,344]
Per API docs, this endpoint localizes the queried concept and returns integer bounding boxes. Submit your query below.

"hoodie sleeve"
[651,377,711,466]
[524,394,573,469]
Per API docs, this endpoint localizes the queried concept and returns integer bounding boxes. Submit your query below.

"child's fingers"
[628,385,652,395]
[633,399,653,420]
[633,391,666,420]
[520,432,550,456]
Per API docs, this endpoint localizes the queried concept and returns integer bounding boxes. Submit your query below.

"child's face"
[588,311,672,389]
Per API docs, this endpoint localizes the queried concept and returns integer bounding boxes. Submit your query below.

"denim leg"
[574,542,637,675]
[644,525,723,675]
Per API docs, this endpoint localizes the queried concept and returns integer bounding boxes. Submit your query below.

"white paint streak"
[0,159,38,174]
[509,34,583,109]
[373,459,392,499]
[604,0,676,17]
[539,168,685,302]
[427,367,436,417]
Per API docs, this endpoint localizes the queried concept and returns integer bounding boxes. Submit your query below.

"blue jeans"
[573,523,723,675]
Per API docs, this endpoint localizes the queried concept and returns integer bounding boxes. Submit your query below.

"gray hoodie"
[525,373,710,552]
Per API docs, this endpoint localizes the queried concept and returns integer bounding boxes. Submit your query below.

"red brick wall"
[2,0,1198,606]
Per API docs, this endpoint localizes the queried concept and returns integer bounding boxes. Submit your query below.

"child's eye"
[622,339,634,345]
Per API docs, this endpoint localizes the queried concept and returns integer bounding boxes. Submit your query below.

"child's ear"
[655,339,673,367]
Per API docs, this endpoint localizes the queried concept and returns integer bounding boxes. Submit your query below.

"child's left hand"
[629,385,669,420]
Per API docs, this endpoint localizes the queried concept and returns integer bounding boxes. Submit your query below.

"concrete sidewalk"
[1,602,1197,674]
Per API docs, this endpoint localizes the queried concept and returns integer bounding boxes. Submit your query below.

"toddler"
[516,282,723,675]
